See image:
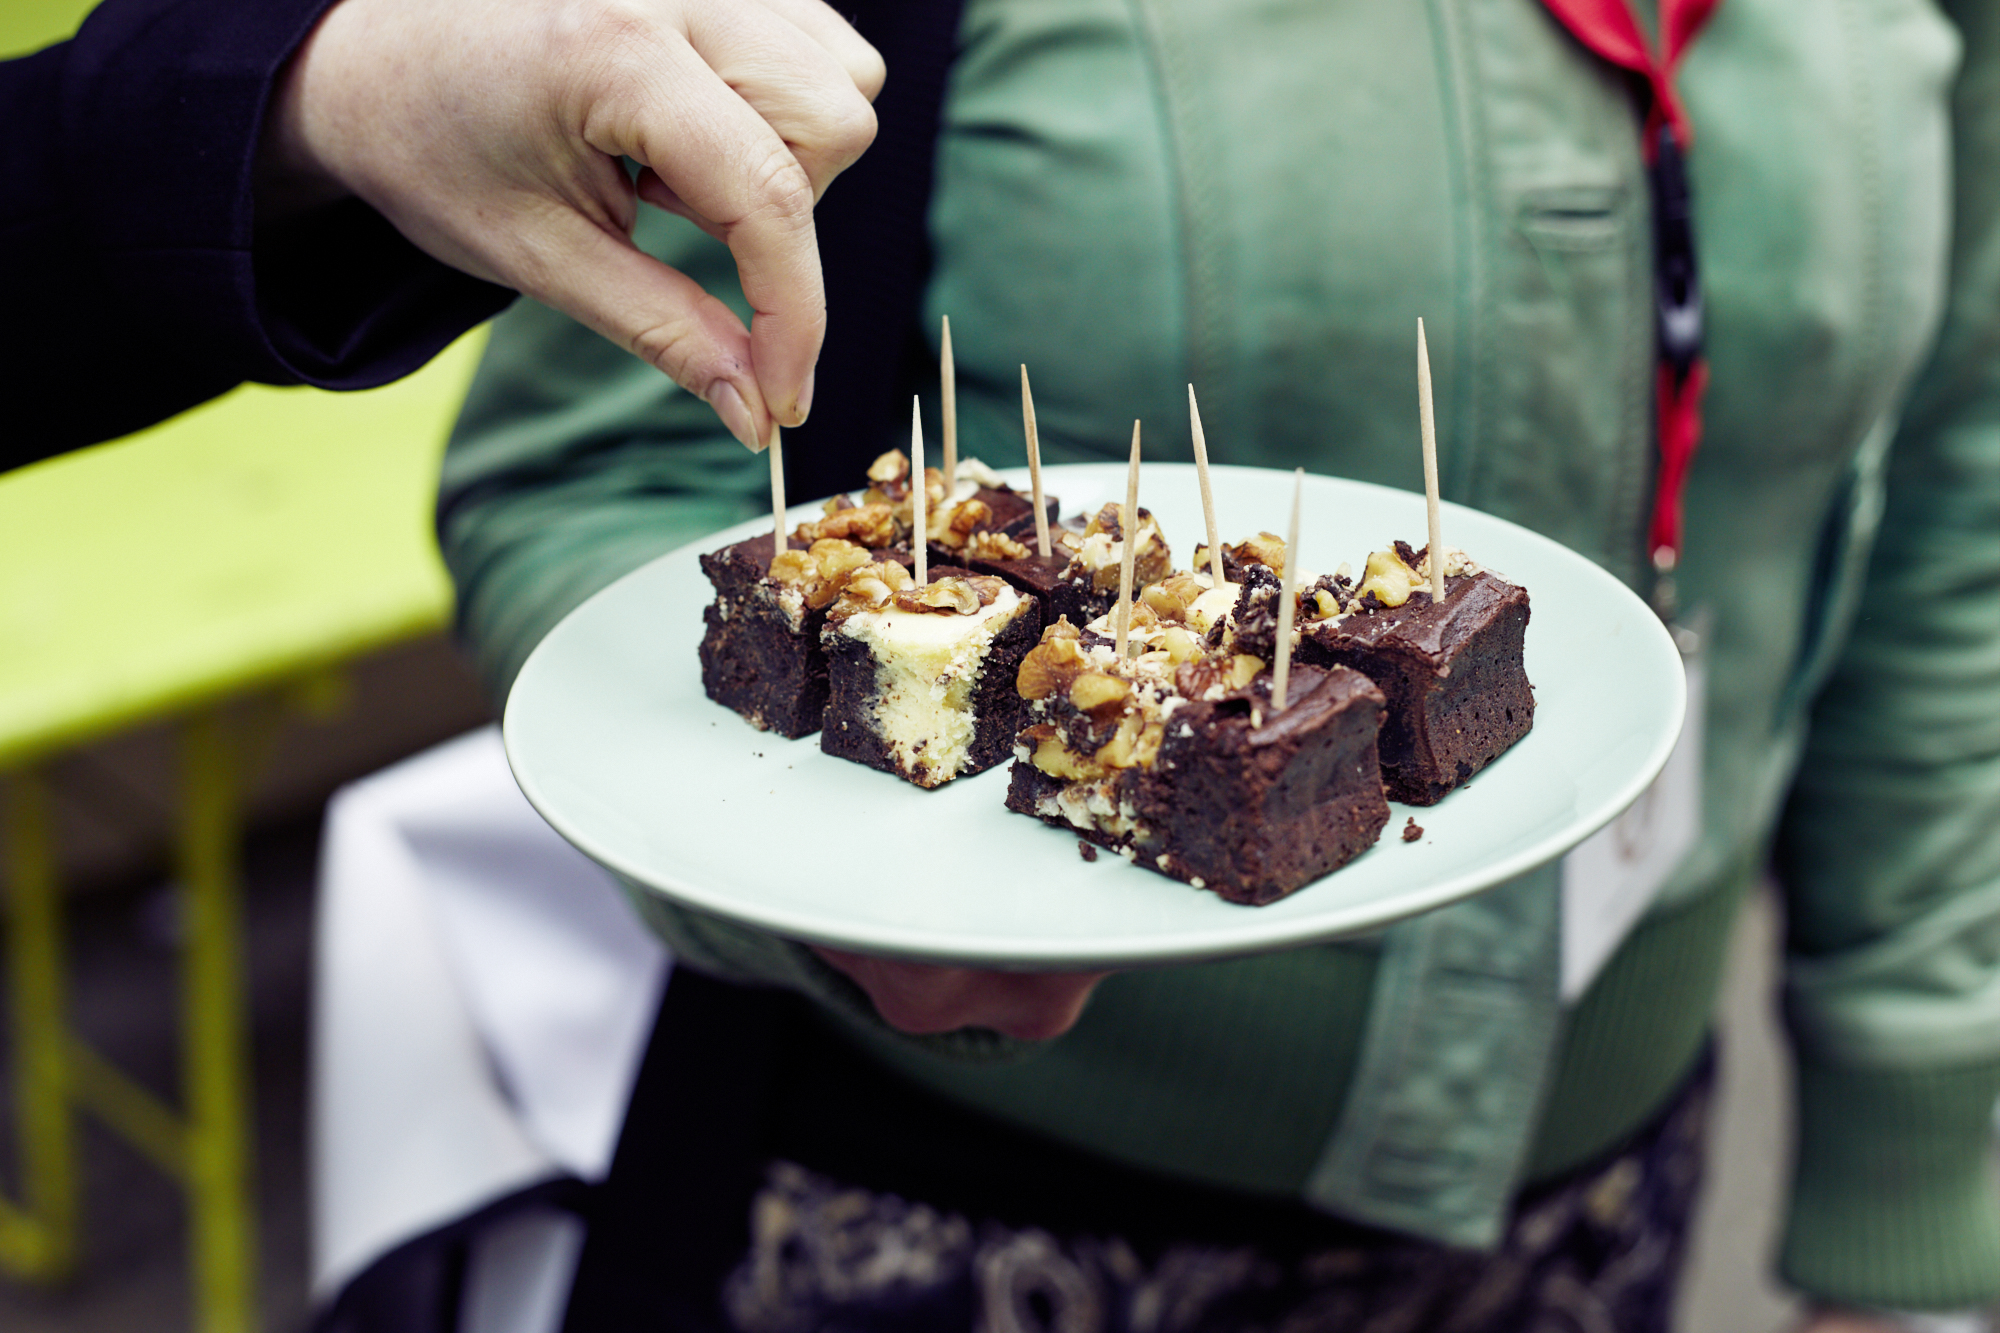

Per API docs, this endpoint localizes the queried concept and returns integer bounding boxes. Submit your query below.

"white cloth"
[311,725,669,1307]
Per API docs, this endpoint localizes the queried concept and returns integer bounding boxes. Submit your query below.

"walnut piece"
[827,558,916,621]
[1233,532,1288,574]
[1175,652,1266,701]
[765,538,877,609]
[1022,724,1108,782]
[1017,630,1088,700]
[1357,546,1425,608]
[1067,672,1131,713]
[794,501,898,547]
[927,497,995,549]
[866,449,908,485]
[964,530,1032,561]
[894,577,983,615]
[1096,713,1164,770]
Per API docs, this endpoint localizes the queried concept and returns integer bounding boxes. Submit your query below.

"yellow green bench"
[0,330,486,1333]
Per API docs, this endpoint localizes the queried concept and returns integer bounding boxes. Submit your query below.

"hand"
[813,947,1112,1042]
[261,0,885,450]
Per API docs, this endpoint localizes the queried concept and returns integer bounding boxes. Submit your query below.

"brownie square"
[963,550,1105,631]
[820,567,1041,788]
[1006,664,1390,904]
[697,533,826,737]
[1298,571,1534,804]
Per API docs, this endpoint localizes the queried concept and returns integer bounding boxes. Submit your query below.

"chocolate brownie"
[970,502,1172,630]
[1005,621,1389,904]
[1299,551,1533,804]
[697,535,901,737]
[698,533,823,737]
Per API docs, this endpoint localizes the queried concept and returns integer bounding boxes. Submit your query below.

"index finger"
[594,39,829,427]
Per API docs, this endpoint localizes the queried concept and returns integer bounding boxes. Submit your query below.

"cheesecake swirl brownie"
[821,563,1040,788]
[701,450,1056,737]
[1004,604,1389,904]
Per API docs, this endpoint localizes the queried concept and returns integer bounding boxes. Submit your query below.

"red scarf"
[1537,0,1720,581]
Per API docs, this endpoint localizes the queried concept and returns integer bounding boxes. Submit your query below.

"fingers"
[499,203,774,450]
[739,0,886,101]
[681,0,882,192]
[815,948,1112,1041]
[593,38,836,428]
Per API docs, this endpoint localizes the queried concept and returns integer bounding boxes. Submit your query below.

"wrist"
[254,1,354,221]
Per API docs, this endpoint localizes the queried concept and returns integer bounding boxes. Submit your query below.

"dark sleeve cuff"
[4,0,513,458]
[1780,1053,2000,1311]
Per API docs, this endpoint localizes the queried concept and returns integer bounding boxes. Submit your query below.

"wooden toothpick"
[1417,317,1446,603]
[1021,365,1051,558]
[1188,384,1225,587]
[941,315,958,494]
[1272,468,1303,715]
[768,423,787,560]
[1116,421,1141,659]
[911,397,928,585]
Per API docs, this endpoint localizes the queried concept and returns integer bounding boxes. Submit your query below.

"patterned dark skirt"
[563,971,1712,1333]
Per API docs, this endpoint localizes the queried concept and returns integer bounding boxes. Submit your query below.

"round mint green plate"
[504,464,1684,969]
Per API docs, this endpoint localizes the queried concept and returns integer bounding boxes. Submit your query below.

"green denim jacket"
[440,0,2000,1307]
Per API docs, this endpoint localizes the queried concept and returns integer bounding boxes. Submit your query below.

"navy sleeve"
[0,0,515,467]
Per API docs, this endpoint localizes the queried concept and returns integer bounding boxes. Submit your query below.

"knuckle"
[745,146,816,223]
[852,46,887,101]
[828,97,879,158]
[627,318,704,384]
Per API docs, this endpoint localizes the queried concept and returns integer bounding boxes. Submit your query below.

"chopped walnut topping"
[1096,712,1164,770]
[1158,625,1205,663]
[1174,653,1265,701]
[1356,545,1426,608]
[1195,532,1287,580]
[1067,672,1131,713]
[826,559,916,621]
[794,501,899,548]
[1074,503,1173,593]
[866,449,908,487]
[1233,532,1288,574]
[963,529,1032,562]
[889,575,1005,615]
[1140,573,1200,621]
[1017,630,1089,699]
[765,538,876,610]
[927,497,994,549]
[859,451,946,520]
[1020,723,1108,782]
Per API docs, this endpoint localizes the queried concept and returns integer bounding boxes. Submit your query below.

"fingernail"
[712,382,761,452]
[793,370,815,426]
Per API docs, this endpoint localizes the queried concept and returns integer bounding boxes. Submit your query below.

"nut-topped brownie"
[697,534,887,736]
[1297,541,1534,804]
[969,501,1173,629]
[792,450,1058,564]
[700,451,1055,738]
[1003,609,1389,905]
[820,563,1041,788]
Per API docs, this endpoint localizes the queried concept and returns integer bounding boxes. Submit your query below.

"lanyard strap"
[1537,0,1719,609]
